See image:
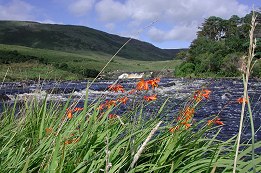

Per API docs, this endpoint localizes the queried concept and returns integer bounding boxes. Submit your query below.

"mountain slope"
[0,21,184,61]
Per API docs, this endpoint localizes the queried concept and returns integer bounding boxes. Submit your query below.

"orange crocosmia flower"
[74,107,84,112]
[193,89,211,101]
[236,97,249,104]
[144,94,157,102]
[193,90,203,102]
[208,118,224,126]
[136,79,149,90]
[169,125,179,133]
[45,127,53,135]
[182,107,195,120]
[108,114,118,119]
[202,89,211,99]
[207,120,213,126]
[128,89,136,95]
[177,116,183,121]
[108,84,125,93]
[118,96,129,104]
[67,110,73,119]
[184,123,191,129]
[64,138,80,145]
[105,100,117,108]
[215,120,224,125]
[214,118,224,125]
[147,78,160,89]
[98,104,105,110]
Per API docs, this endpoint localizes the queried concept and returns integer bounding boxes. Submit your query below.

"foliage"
[175,11,261,78]
[0,50,47,64]
[175,62,195,76]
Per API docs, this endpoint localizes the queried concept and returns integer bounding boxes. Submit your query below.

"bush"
[81,68,99,78]
[58,63,69,70]
[252,61,261,77]
[175,62,195,76]
[221,53,242,76]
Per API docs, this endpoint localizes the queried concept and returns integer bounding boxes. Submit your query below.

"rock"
[45,88,76,94]
[0,94,11,101]
[118,73,144,79]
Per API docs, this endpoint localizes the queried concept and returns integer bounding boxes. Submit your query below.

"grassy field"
[0,44,182,81]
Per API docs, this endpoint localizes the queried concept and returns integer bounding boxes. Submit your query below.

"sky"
[0,0,260,49]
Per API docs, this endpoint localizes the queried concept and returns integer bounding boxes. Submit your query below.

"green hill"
[0,44,182,81]
[0,21,183,61]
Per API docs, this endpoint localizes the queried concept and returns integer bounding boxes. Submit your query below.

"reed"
[233,11,258,173]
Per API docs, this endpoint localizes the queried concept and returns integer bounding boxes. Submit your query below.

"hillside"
[0,21,184,61]
[0,44,182,81]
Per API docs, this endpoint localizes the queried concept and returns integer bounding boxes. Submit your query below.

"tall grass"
[1,81,261,172]
[233,11,258,173]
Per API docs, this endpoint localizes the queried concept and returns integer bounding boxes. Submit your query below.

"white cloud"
[94,0,250,42]
[95,0,130,21]
[148,24,198,42]
[105,22,115,30]
[0,0,34,20]
[39,19,63,24]
[69,0,96,16]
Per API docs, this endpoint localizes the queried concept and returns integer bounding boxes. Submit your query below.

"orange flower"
[194,89,211,101]
[136,79,149,90]
[98,104,105,110]
[194,90,203,102]
[64,138,80,145]
[74,107,84,112]
[236,97,249,104]
[144,94,157,102]
[67,110,73,119]
[147,78,160,89]
[117,96,129,104]
[184,123,191,129]
[105,100,117,108]
[207,120,213,126]
[202,89,211,99]
[169,125,179,133]
[45,127,53,135]
[208,118,224,126]
[108,114,118,119]
[215,120,224,125]
[108,84,125,92]
[177,116,183,121]
[182,107,195,120]
[128,89,136,95]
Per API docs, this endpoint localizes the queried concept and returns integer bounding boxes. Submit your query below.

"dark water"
[0,78,261,142]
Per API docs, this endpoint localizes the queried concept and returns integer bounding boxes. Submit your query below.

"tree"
[197,16,227,41]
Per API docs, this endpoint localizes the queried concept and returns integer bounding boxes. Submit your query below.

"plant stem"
[233,11,257,173]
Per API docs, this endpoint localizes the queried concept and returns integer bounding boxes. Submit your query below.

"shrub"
[175,62,195,76]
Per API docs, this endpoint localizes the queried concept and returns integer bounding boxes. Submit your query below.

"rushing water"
[0,78,261,141]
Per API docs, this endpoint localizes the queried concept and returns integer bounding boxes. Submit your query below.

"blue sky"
[0,0,260,49]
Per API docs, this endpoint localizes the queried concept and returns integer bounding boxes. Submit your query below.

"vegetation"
[0,21,184,61]
[0,44,182,81]
[175,11,261,78]
[1,76,260,172]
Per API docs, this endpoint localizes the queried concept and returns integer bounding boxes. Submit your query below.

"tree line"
[175,11,261,78]
[0,49,99,78]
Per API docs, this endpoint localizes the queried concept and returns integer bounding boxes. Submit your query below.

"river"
[0,78,261,142]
